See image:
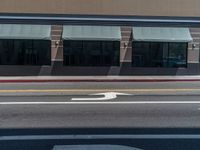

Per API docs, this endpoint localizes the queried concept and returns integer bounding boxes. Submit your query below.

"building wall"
[188,28,200,63]
[51,26,134,64]
[0,25,200,76]
[1,0,200,17]
[120,27,200,65]
[120,27,132,63]
[48,25,200,76]
[51,25,63,62]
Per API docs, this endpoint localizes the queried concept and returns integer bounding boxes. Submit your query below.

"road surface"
[0,81,200,149]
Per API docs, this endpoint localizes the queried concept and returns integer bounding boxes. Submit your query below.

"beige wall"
[1,0,200,17]
[188,28,200,63]
[120,27,132,62]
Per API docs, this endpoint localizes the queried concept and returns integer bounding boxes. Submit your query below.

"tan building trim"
[1,0,200,17]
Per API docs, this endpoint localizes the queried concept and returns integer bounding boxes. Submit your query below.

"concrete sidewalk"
[0,76,200,82]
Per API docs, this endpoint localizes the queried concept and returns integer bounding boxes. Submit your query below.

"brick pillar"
[120,27,132,64]
[51,25,63,62]
[188,28,200,63]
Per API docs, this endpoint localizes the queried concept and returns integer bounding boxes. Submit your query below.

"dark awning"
[62,25,121,41]
[133,27,193,42]
[0,24,51,40]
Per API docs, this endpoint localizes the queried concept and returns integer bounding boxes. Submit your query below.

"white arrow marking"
[71,92,132,101]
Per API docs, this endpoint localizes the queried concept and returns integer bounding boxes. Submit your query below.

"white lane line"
[1,101,200,105]
[1,134,200,141]
[0,88,200,93]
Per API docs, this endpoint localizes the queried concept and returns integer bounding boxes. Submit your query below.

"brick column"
[120,27,132,64]
[188,28,200,63]
[51,25,63,62]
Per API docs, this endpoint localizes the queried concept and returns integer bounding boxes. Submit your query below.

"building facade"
[0,0,200,76]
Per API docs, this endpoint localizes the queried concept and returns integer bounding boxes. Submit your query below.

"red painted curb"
[0,79,200,83]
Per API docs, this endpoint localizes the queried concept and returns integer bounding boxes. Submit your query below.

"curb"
[0,79,200,83]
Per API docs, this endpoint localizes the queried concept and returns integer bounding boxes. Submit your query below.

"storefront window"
[0,40,51,65]
[168,43,187,67]
[64,41,120,66]
[132,42,187,68]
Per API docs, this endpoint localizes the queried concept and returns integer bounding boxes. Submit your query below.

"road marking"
[1,101,200,105]
[0,88,200,93]
[1,134,200,141]
[72,92,132,101]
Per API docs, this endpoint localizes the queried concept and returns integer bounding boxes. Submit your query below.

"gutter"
[0,14,200,26]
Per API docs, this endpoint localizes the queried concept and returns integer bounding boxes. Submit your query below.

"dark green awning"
[62,25,121,41]
[0,24,51,40]
[133,27,193,42]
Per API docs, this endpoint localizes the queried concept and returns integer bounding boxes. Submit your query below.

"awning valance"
[0,24,51,40]
[132,27,193,42]
[62,25,121,41]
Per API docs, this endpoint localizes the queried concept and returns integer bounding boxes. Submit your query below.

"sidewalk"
[0,76,200,82]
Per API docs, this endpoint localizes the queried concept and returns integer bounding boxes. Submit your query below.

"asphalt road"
[0,81,200,149]
[1,95,200,128]
[1,81,200,90]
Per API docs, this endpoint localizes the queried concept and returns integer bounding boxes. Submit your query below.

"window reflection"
[63,40,120,66]
[132,42,187,68]
[0,40,51,65]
